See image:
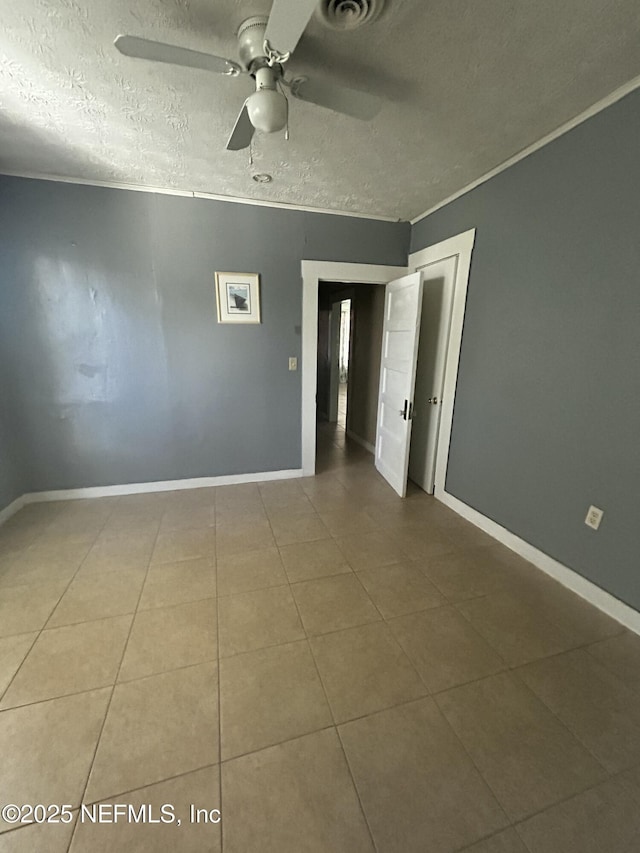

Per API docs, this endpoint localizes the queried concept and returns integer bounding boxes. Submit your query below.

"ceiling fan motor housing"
[237,16,270,71]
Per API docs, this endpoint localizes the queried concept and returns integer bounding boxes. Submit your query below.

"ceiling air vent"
[318,0,384,30]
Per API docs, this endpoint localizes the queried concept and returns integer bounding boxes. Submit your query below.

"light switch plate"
[289,357,297,371]
[585,505,604,530]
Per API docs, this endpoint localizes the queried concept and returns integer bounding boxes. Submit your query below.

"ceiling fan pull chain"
[263,39,290,67]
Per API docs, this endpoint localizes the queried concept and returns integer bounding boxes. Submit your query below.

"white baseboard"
[0,469,304,514]
[438,489,640,636]
[346,430,375,455]
[0,495,26,526]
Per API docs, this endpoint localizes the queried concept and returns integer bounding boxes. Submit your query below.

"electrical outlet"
[585,505,604,530]
[288,357,298,371]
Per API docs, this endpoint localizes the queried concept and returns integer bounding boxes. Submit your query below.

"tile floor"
[1,422,640,851]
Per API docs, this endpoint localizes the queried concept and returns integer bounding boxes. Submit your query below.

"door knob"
[428,397,438,405]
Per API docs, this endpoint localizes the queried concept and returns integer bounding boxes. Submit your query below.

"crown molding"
[410,72,640,226]
[0,169,402,222]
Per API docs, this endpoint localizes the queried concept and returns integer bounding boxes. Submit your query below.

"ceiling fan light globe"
[246,89,287,133]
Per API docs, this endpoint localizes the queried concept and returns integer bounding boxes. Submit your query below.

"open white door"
[374,272,424,497]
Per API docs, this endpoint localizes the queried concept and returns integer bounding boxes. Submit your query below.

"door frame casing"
[301,261,408,476]
[408,228,476,498]
[301,228,475,484]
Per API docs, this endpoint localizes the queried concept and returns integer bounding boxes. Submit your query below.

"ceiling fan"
[114,0,381,151]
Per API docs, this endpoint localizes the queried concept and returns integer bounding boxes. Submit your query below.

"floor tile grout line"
[432,670,627,829]
[43,588,219,632]
[451,595,624,675]
[129,591,219,620]
[0,501,121,708]
[0,561,219,633]
[342,565,437,697]
[581,640,640,699]
[221,723,338,766]
[506,760,640,840]
[218,633,314,661]
[277,557,355,589]
[148,549,218,569]
[333,724,381,853]
[511,824,538,853]
[65,505,163,853]
[263,491,312,646]
[507,664,612,775]
[453,826,527,853]
[282,581,380,853]
[0,631,40,708]
[9,608,141,640]
[117,655,219,687]
[82,759,222,808]
[0,657,221,715]
[428,689,514,832]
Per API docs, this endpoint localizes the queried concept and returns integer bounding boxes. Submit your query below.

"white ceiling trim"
[0,169,403,222]
[410,72,640,226]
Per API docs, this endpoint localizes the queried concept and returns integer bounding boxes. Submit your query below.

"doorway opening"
[315,281,386,469]
[302,235,475,497]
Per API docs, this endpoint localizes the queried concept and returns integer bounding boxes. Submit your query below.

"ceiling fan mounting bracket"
[246,56,283,81]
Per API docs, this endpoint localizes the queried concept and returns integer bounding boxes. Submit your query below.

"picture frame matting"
[215,272,261,324]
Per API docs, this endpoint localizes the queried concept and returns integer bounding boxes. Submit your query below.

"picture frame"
[215,272,261,324]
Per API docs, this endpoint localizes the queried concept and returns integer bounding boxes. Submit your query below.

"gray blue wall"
[0,314,29,510]
[411,88,640,610]
[0,176,408,502]
[0,411,25,512]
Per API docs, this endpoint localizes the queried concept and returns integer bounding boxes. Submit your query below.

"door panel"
[374,272,424,497]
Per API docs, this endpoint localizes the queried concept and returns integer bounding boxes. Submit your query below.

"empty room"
[1,1,640,851]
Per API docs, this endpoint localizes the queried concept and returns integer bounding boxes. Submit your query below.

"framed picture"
[215,272,261,324]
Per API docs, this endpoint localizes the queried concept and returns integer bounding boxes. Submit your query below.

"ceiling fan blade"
[289,77,381,121]
[114,35,241,76]
[264,0,319,55]
[226,102,255,151]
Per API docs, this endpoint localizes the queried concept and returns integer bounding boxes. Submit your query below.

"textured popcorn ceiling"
[1,0,639,220]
